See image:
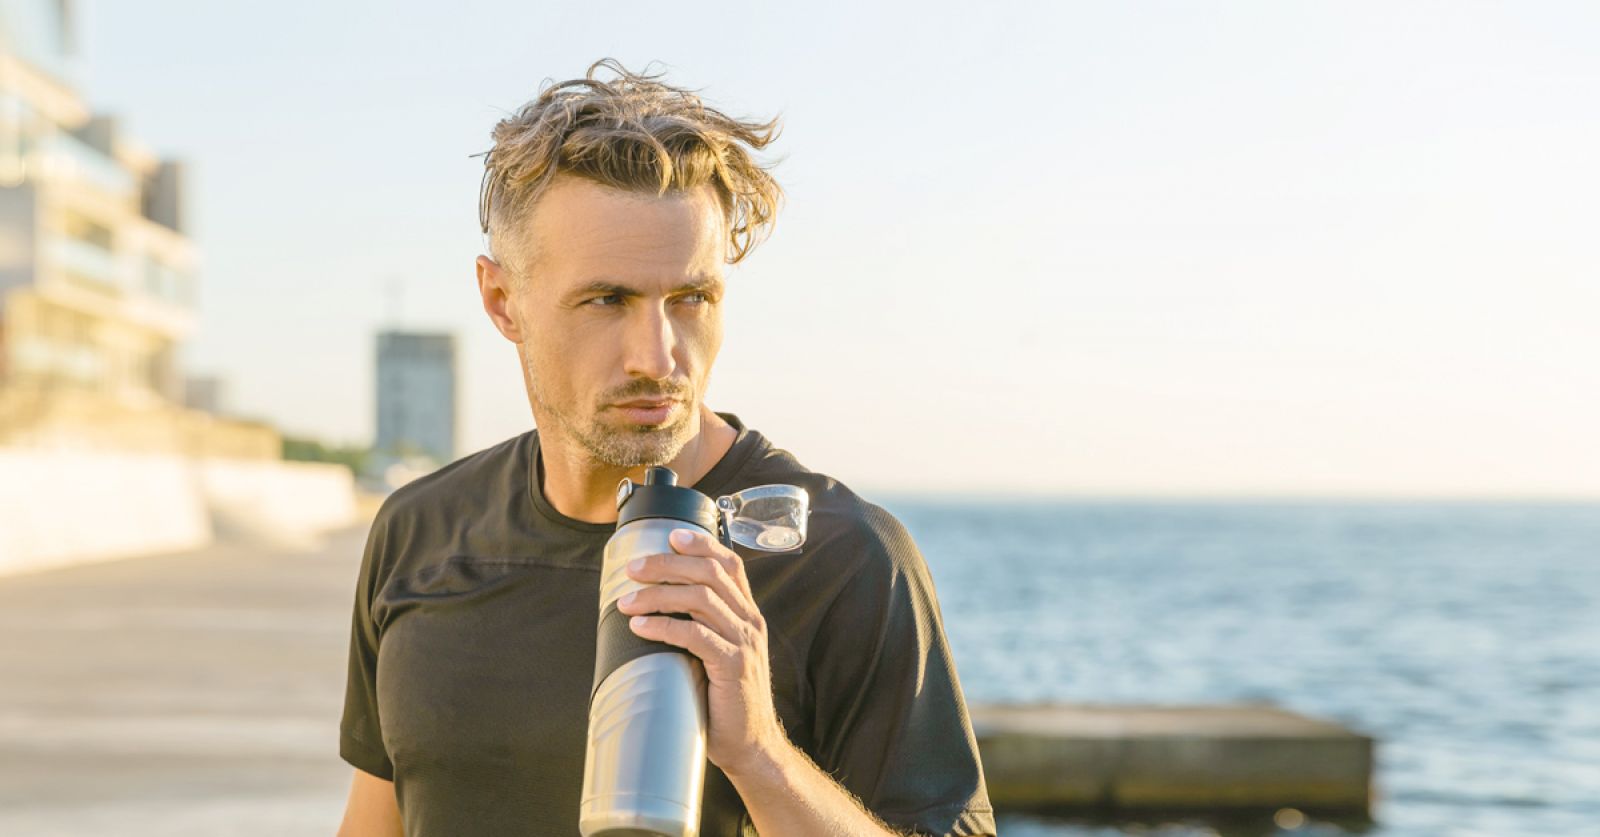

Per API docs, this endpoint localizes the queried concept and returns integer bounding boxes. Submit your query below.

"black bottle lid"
[615,466,720,533]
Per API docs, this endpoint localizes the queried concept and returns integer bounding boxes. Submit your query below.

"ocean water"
[876,499,1600,837]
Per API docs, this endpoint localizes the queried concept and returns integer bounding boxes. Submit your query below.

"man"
[337,58,995,836]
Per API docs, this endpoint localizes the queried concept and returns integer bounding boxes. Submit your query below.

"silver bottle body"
[580,516,710,837]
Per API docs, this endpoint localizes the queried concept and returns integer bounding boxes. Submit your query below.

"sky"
[69,0,1600,497]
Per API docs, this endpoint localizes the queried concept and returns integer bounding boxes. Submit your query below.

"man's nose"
[622,302,678,381]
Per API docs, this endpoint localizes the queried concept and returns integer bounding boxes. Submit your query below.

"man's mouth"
[611,399,679,424]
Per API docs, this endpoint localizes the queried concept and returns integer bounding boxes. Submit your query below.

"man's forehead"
[521,179,728,293]
[535,178,725,239]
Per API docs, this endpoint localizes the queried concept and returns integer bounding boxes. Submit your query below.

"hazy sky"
[74,1,1599,497]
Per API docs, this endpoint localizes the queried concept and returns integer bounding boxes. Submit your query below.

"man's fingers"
[629,614,739,671]
[617,582,743,643]
[670,529,756,600]
[627,548,755,621]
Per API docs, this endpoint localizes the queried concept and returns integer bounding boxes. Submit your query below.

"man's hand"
[616,527,919,836]
[617,527,783,777]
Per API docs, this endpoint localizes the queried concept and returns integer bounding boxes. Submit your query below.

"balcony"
[47,236,121,291]
[33,131,137,198]
[144,258,193,306]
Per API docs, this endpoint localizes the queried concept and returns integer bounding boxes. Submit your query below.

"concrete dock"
[972,703,1375,815]
[0,524,368,835]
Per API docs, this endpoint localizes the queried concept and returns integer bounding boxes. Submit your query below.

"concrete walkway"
[0,523,373,836]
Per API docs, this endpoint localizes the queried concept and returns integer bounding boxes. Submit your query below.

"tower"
[374,330,457,470]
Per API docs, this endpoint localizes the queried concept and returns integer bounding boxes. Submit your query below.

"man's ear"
[476,255,525,343]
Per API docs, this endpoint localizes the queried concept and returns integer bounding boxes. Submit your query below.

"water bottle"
[579,466,809,837]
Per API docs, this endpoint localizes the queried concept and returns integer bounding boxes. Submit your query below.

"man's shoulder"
[740,443,923,585]
[370,431,531,537]
[811,487,925,593]
[812,483,915,560]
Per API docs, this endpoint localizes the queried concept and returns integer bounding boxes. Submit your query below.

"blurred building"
[0,0,275,457]
[374,330,456,472]
[182,373,226,414]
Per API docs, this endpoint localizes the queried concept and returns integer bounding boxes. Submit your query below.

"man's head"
[474,59,784,468]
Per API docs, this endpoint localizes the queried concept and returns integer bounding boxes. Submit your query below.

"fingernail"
[628,558,644,572]
[619,591,635,606]
[630,616,647,629]
[671,529,692,544]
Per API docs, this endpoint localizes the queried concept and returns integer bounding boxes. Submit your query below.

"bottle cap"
[615,466,719,534]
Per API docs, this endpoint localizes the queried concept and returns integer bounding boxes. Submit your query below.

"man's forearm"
[723,739,907,837]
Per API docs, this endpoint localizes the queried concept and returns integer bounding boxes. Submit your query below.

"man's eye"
[587,294,623,307]
[679,292,709,305]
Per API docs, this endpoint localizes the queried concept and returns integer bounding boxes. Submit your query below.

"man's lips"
[611,399,680,423]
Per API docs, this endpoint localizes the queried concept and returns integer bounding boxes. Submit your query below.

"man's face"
[489,176,727,468]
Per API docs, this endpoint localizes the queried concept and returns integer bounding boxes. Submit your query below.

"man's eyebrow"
[567,281,638,300]
[566,276,724,299]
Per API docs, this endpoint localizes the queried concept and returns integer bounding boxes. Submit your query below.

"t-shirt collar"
[527,411,761,534]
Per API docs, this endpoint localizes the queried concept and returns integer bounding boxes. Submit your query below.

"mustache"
[605,381,693,403]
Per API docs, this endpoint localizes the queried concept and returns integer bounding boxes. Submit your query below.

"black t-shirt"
[340,412,995,836]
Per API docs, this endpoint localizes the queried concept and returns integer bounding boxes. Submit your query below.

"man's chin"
[604,415,682,436]
[582,415,694,467]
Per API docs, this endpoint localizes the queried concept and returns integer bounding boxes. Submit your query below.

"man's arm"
[724,736,913,836]
[335,768,404,837]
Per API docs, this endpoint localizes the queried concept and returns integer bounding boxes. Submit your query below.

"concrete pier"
[972,703,1375,815]
[0,524,368,835]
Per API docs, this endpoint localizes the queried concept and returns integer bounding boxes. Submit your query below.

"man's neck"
[537,405,738,524]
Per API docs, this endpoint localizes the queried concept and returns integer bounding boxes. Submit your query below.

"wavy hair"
[477,58,785,281]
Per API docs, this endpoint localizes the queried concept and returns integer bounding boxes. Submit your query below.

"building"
[182,373,226,415]
[0,1,274,457]
[0,4,359,577]
[374,330,457,471]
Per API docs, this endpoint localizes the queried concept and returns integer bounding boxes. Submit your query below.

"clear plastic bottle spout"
[716,484,810,551]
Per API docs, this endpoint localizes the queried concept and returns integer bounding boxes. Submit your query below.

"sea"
[872,498,1600,837]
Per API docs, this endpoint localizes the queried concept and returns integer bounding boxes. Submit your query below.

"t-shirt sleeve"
[339,511,396,780]
[807,503,996,837]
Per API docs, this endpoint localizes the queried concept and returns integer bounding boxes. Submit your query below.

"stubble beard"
[575,403,696,468]
[524,359,697,469]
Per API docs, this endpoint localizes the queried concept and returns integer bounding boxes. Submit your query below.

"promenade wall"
[0,448,356,576]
